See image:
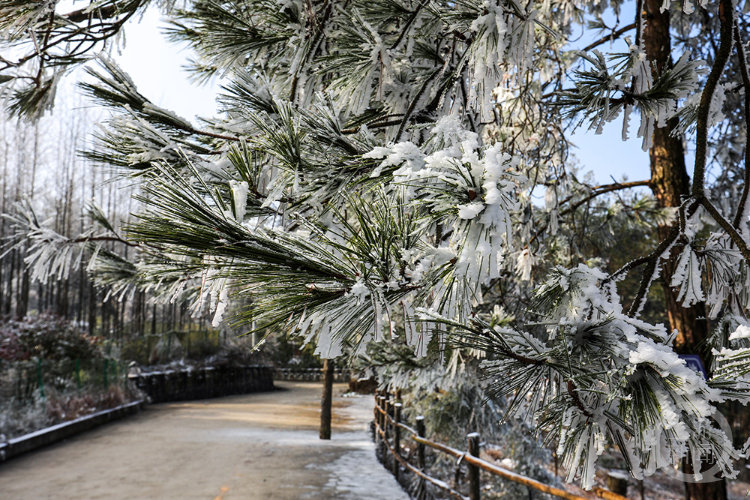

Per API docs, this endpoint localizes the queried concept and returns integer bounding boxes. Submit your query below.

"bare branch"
[580,23,636,53]
[529,179,651,245]
[605,255,650,283]
[626,199,701,318]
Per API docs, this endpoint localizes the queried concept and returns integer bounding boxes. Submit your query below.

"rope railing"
[373,393,631,500]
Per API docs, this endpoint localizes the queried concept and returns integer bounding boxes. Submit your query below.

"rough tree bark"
[642,1,726,498]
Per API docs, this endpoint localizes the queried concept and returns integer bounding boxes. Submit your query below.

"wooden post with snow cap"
[393,403,402,479]
[468,432,481,500]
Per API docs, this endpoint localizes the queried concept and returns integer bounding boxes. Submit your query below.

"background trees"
[0,96,216,338]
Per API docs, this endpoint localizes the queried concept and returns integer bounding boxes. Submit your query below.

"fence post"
[468,433,480,500]
[393,402,402,479]
[319,358,334,440]
[75,358,81,391]
[37,357,45,400]
[375,395,381,431]
[383,395,390,442]
[377,395,386,451]
[416,416,426,500]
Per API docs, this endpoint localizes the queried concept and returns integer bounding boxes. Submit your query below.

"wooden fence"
[373,393,631,500]
[128,365,274,403]
[273,367,350,382]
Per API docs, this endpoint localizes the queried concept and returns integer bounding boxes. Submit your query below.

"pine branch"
[567,380,594,418]
[701,198,750,262]
[692,0,734,197]
[627,199,701,318]
[396,66,443,141]
[83,58,241,142]
[390,0,429,51]
[530,179,651,245]
[634,0,644,48]
[605,256,650,283]
[580,22,636,53]
[732,21,750,231]
[68,235,138,247]
[63,0,147,24]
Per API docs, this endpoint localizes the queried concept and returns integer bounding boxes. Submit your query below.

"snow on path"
[0,382,410,500]
[311,394,410,500]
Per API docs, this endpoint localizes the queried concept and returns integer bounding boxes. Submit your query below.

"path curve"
[0,382,410,500]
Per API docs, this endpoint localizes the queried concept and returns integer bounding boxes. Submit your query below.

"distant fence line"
[0,356,127,402]
[121,330,227,365]
[273,367,350,383]
[128,365,274,403]
[374,392,631,500]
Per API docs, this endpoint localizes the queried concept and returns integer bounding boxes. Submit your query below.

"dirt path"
[0,382,409,500]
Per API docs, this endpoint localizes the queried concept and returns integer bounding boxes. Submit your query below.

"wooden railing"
[373,393,631,500]
[273,367,350,382]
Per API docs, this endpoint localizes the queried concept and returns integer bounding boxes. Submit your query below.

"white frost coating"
[665,0,708,14]
[363,146,392,159]
[493,263,736,487]
[669,246,705,307]
[431,115,479,155]
[545,185,557,210]
[347,280,370,304]
[515,248,534,281]
[366,142,425,178]
[230,180,249,222]
[315,322,343,359]
[622,104,632,140]
[707,83,729,128]
[375,133,520,320]
[212,288,229,327]
[729,324,750,341]
[457,201,486,219]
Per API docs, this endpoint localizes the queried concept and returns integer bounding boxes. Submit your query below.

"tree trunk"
[88,282,97,336]
[642,1,726,498]
[5,248,15,316]
[18,266,29,318]
[76,266,84,325]
[152,302,157,335]
[320,359,334,440]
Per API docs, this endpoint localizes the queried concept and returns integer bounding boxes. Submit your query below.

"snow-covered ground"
[0,382,409,499]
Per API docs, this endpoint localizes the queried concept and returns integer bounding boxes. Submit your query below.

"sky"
[107,5,653,187]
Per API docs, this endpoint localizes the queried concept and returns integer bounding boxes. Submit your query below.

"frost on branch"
[364,118,525,317]
[430,265,742,489]
[669,245,705,307]
[559,50,705,151]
